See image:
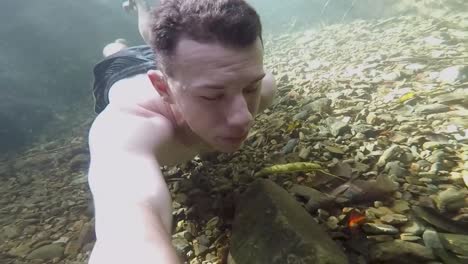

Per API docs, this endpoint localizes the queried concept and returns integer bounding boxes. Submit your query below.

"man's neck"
[166,102,214,153]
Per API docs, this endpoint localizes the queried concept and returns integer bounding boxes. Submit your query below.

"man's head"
[146,0,264,153]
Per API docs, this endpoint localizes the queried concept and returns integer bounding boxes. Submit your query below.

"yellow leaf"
[286,121,301,133]
[255,162,322,177]
[399,92,416,103]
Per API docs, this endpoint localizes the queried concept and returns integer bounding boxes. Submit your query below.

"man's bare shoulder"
[88,106,175,155]
[257,70,277,113]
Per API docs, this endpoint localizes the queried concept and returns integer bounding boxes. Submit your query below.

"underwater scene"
[0,0,467,263]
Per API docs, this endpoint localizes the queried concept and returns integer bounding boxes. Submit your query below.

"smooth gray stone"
[229,179,348,264]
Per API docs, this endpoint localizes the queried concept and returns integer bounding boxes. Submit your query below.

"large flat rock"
[228,179,348,264]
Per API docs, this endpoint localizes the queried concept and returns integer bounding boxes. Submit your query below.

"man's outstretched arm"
[87,112,181,264]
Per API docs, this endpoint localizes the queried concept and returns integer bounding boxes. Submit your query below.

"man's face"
[167,38,265,153]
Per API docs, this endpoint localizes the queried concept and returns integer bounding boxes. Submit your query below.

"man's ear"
[147,70,174,103]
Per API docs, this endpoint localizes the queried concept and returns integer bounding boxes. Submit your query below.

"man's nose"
[226,94,253,130]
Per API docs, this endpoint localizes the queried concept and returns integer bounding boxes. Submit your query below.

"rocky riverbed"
[1,13,467,264]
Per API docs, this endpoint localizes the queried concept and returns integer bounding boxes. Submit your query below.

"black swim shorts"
[92,45,157,114]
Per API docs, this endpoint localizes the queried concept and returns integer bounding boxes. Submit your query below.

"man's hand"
[88,202,181,264]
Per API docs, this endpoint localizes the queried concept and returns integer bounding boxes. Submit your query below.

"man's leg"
[124,0,152,45]
[136,0,152,45]
[102,40,128,58]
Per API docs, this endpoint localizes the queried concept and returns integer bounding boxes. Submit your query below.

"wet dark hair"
[149,0,263,76]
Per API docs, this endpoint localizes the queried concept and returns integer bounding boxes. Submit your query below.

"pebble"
[174,193,188,204]
[366,207,395,218]
[326,216,339,230]
[463,171,468,188]
[281,138,299,154]
[303,98,332,114]
[7,243,32,258]
[317,209,329,219]
[435,188,466,212]
[423,229,444,251]
[173,237,191,254]
[366,112,378,125]
[385,161,407,177]
[422,141,448,150]
[190,257,200,264]
[3,224,21,239]
[415,104,450,115]
[377,145,402,167]
[26,243,65,260]
[438,233,468,256]
[418,178,433,183]
[438,65,468,84]
[205,253,217,261]
[391,200,410,214]
[298,146,311,159]
[369,240,434,263]
[193,242,209,257]
[362,223,399,235]
[406,63,426,72]
[418,171,437,178]
[327,118,350,137]
[424,36,445,46]
[463,154,468,162]
[382,72,401,81]
[206,217,220,229]
[400,220,426,235]
[393,191,403,199]
[380,214,408,225]
[290,184,335,211]
[293,110,308,121]
[400,233,421,241]
[367,235,394,243]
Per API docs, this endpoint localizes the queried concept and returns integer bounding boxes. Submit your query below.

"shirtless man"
[87,0,277,263]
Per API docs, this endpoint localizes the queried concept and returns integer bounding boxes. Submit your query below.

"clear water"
[0,1,467,263]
